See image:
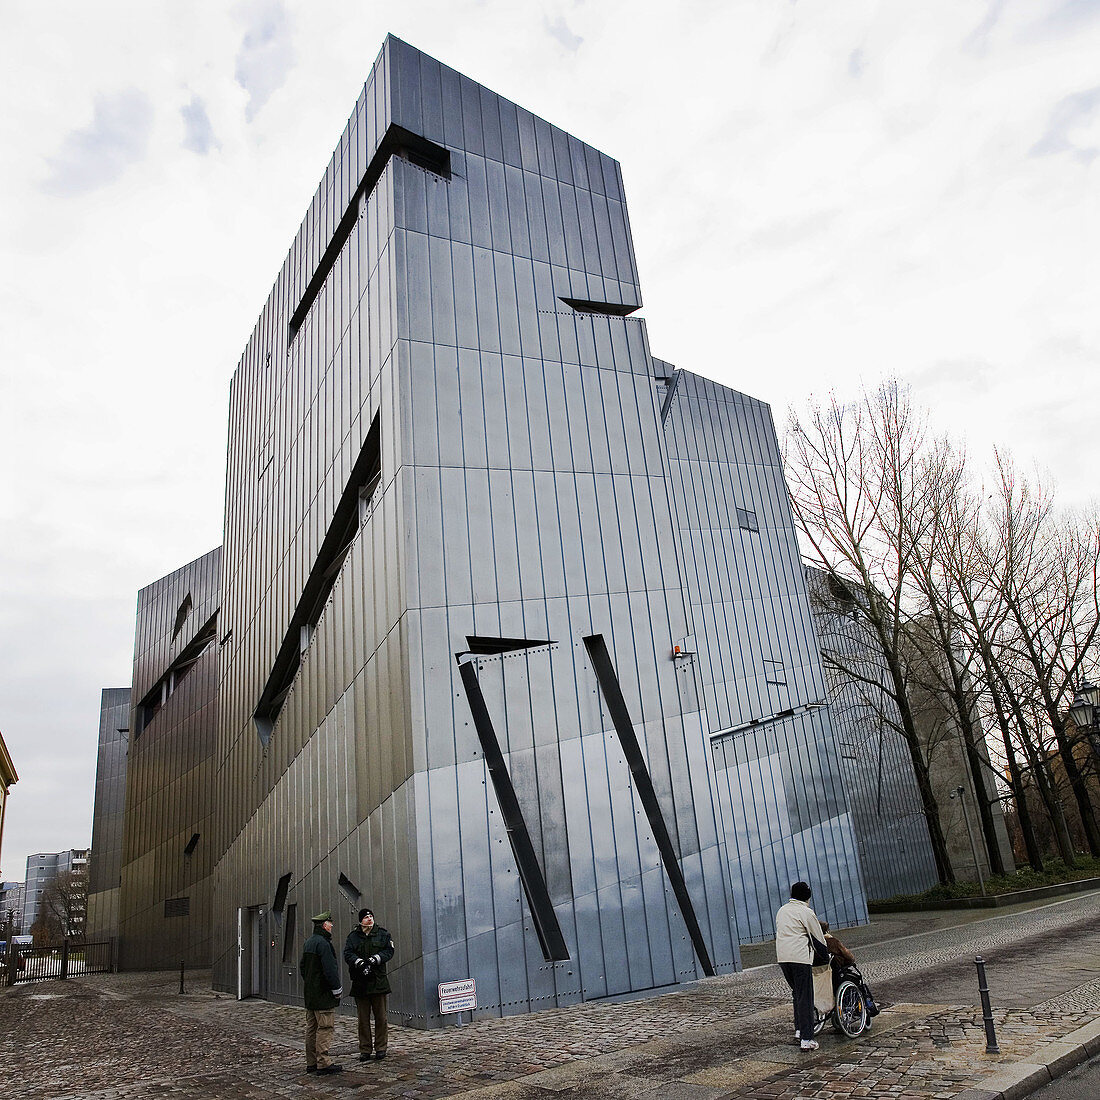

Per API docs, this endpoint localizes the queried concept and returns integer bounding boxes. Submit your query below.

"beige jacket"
[775,898,826,965]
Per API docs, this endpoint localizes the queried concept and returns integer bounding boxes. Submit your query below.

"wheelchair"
[811,962,873,1039]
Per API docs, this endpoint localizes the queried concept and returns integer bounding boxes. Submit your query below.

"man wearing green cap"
[300,910,343,1075]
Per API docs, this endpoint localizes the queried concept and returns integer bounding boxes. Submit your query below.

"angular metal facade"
[211,36,878,1026]
[85,686,132,943]
[117,547,221,968]
[805,567,940,900]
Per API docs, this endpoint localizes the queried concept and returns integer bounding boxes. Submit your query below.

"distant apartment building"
[0,881,25,934]
[23,849,88,939]
[85,687,132,943]
[0,729,16,878]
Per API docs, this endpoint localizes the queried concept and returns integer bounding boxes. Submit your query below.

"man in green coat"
[343,907,395,1061]
[300,910,343,1075]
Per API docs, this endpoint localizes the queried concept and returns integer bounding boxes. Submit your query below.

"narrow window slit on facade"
[337,873,361,908]
[172,593,192,640]
[281,904,297,963]
[135,614,218,735]
[288,124,451,345]
[582,634,716,977]
[271,872,291,924]
[557,297,640,317]
[183,833,200,857]
[253,417,381,745]
[456,655,570,962]
[736,507,759,533]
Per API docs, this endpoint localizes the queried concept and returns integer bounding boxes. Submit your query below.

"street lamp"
[1069,679,1100,765]
[950,784,986,895]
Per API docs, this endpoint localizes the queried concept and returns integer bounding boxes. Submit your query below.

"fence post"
[60,940,70,980]
[974,956,1000,1053]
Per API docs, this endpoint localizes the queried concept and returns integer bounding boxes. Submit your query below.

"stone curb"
[953,1015,1100,1100]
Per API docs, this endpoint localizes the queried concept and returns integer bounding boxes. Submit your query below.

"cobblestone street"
[2,892,1098,1100]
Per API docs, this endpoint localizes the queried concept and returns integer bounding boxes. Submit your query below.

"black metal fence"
[4,940,112,984]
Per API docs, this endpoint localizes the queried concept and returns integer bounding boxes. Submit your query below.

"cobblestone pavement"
[1,891,1097,1100]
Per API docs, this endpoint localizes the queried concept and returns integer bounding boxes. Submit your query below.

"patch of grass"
[873,854,1100,906]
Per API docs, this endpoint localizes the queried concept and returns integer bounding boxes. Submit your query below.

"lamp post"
[951,784,986,894]
[1069,679,1100,767]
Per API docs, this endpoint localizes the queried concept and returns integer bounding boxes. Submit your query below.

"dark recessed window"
[337,873,361,908]
[183,833,200,857]
[272,872,291,915]
[764,659,786,686]
[282,904,297,963]
[164,896,190,918]
[172,594,192,640]
[737,507,759,533]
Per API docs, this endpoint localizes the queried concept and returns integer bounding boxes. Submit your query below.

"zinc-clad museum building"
[89,35,939,1026]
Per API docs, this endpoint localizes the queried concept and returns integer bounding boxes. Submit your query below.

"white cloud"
[42,89,153,196]
[234,0,295,122]
[181,94,219,154]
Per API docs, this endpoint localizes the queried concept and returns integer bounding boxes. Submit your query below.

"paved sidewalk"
[1,891,1097,1100]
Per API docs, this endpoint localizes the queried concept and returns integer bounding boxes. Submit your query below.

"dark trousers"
[356,993,388,1054]
[779,961,814,1039]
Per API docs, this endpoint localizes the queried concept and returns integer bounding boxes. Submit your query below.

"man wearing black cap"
[300,910,343,1075]
[775,881,827,1051]
[343,907,395,1061]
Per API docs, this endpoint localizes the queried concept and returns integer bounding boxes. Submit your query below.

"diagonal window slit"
[582,634,715,977]
[456,655,570,962]
[253,416,381,745]
[558,297,639,317]
[289,125,451,345]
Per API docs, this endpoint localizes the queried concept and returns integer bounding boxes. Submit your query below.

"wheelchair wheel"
[832,979,869,1037]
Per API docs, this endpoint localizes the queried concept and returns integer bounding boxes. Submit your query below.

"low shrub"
[873,854,1100,907]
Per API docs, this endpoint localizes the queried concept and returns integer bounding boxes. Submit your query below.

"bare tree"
[786,383,955,883]
[982,456,1100,858]
[32,869,88,947]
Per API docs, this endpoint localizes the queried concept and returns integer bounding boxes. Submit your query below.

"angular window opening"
[272,872,291,915]
[456,657,570,962]
[337,873,361,909]
[465,636,551,656]
[164,896,190,918]
[253,417,380,745]
[289,124,451,345]
[583,634,715,977]
[183,833,201,857]
[282,904,297,963]
[736,507,759,533]
[558,296,639,317]
[172,593,192,640]
[135,614,218,736]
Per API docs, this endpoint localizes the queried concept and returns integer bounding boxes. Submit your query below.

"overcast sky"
[1,0,1098,883]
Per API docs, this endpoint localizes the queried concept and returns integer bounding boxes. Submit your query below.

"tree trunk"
[1051,722,1100,856]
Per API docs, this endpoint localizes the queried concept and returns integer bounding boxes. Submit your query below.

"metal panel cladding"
[805,566,940,900]
[212,34,881,1027]
[659,371,870,938]
[85,686,132,944]
[118,546,221,969]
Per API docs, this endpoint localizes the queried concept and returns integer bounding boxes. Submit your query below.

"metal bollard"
[974,956,1000,1053]
[179,961,185,994]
